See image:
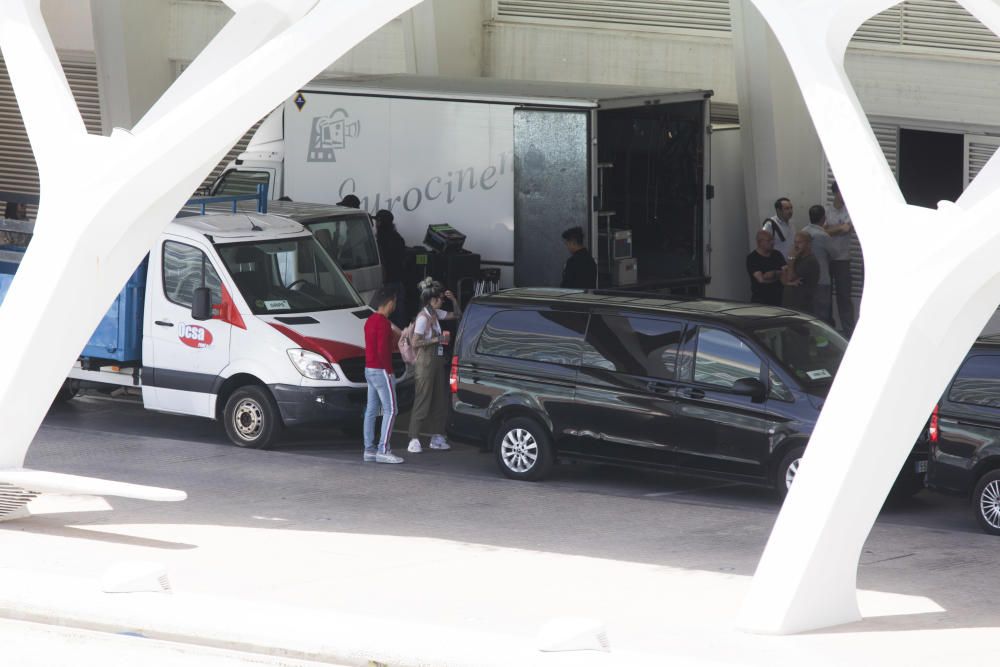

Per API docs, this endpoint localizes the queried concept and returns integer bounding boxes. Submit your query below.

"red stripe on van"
[268,323,364,363]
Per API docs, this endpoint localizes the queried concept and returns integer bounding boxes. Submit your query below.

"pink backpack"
[398,319,417,364]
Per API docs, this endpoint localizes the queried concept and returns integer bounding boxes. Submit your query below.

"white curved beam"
[0,0,423,482]
[0,0,88,181]
[740,0,1000,634]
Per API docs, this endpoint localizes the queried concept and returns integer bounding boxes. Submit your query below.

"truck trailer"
[0,207,408,449]
[213,75,715,294]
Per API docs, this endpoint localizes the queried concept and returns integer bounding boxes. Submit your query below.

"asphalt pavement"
[5,391,1000,665]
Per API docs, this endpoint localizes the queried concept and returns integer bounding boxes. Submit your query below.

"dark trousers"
[813,284,833,326]
[830,260,855,335]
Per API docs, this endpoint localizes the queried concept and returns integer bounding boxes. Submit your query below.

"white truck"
[0,203,408,449]
[212,74,715,294]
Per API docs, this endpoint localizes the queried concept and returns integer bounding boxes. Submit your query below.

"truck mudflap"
[269,379,414,427]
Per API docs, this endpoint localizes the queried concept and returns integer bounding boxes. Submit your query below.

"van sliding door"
[513,109,590,288]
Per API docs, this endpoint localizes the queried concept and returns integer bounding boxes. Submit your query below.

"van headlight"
[287,349,339,380]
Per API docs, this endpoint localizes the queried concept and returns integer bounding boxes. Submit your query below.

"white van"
[37,211,409,449]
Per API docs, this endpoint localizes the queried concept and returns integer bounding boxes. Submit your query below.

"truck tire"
[223,386,282,449]
[52,381,79,404]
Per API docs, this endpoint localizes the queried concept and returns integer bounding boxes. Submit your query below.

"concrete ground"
[5,392,1000,665]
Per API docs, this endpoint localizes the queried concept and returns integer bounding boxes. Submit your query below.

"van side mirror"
[732,377,766,403]
[191,287,213,321]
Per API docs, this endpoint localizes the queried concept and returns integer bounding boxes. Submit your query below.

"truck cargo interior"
[596,100,705,293]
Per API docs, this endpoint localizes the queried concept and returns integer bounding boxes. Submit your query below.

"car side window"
[162,241,223,309]
[693,328,763,389]
[476,310,588,366]
[949,354,1000,409]
[583,315,684,380]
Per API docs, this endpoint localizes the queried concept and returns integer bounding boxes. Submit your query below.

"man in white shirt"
[824,181,855,336]
[763,197,795,259]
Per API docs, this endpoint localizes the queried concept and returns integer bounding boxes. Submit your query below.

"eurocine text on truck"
[0,192,411,449]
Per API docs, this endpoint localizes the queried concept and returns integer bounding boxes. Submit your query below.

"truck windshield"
[217,236,363,315]
[751,319,846,387]
[305,214,379,271]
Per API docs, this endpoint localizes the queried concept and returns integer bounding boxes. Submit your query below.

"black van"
[449,289,927,497]
[926,335,1000,534]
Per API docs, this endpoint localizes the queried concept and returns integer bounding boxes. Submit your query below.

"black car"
[448,288,926,497]
[926,335,1000,534]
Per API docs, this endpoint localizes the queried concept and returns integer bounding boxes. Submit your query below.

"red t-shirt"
[364,312,394,372]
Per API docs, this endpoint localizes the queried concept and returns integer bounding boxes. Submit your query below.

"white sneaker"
[407,438,423,453]
[376,451,404,464]
[363,450,377,462]
[429,435,450,450]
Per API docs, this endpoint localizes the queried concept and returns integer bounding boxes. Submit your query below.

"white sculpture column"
[730,0,825,241]
[739,0,1000,634]
[0,0,422,507]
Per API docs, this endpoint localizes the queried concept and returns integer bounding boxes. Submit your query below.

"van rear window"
[476,310,587,366]
[949,354,1000,409]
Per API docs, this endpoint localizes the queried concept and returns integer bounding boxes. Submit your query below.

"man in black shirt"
[746,228,786,306]
[375,209,407,326]
[560,226,597,289]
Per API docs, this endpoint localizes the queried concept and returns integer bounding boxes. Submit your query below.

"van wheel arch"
[970,457,1000,497]
[215,374,270,420]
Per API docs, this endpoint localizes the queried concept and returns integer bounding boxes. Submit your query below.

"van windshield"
[305,214,379,271]
[217,236,363,315]
[751,319,846,387]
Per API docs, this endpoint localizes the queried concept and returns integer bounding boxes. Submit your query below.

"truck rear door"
[142,238,233,417]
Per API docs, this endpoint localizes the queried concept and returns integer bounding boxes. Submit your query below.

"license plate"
[915,460,928,474]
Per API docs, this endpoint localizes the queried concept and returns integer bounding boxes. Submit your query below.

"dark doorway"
[597,101,705,288]
[898,129,964,209]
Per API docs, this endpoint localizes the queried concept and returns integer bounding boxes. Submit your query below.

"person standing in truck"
[363,286,404,464]
[375,209,407,327]
[560,226,597,289]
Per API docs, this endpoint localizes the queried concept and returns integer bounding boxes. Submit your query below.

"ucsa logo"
[178,323,214,349]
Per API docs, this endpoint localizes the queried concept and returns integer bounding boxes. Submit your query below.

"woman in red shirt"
[363,286,404,464]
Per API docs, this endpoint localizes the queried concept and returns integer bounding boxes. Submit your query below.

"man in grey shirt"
[825,181,855,335]
[801,205,834,325]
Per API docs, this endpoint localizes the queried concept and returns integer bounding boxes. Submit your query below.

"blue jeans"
[364,368,398,454]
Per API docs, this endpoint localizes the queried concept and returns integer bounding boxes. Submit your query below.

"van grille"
[338,355,406,383]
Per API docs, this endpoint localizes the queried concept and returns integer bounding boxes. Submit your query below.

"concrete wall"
[485,22,738,103]
[168,0,408,75]
[42,0,94,53]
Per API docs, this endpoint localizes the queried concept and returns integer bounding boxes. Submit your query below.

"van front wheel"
[224,386,282,449]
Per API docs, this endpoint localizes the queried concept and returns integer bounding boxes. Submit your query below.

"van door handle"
[645,381,673,395]
[678,388,705,399]
[155,320,173,327]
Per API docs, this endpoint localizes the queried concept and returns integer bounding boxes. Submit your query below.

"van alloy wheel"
[501,428,538,473]
[492,416,553,481]
[784,458,800,490]
[980,479,1000,530]
[774,446,806,501]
